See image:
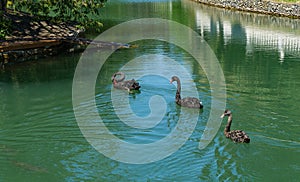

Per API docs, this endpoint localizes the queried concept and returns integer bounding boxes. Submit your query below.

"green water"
[1,0,300,181]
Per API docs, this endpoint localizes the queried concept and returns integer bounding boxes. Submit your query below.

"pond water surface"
[1,0,300,181]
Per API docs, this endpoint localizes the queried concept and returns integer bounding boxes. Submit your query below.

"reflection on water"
[190,1,300,61]
[1,0,300,181]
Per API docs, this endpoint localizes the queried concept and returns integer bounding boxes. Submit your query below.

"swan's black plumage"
[221,110,250,143]
[111,72,140,91]
[170,76,203,109]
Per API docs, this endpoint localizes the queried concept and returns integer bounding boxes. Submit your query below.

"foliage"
[13,0,107,31]
[0,12,12,39]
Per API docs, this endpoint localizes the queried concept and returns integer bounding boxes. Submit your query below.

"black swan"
[111,72,141,91]
[220,110,250,143]
[170,76,203,109]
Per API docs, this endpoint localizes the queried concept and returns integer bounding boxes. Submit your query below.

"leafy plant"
[13,0,107,31]
[0,12,12,39]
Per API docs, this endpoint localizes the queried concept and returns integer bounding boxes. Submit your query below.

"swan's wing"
[180,97,201,108]
[229,130,250,143]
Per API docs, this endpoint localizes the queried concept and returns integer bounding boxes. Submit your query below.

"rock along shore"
[0,10,131,66]
[193,0,300,18]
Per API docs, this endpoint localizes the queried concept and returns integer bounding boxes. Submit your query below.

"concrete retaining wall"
[193,0,300,18]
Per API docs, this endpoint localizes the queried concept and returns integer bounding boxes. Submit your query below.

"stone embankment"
[0,10,83,65]
[0,10,130,66]
[194,0,300,18]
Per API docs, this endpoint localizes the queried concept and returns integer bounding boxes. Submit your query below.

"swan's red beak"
[220,114,225,118]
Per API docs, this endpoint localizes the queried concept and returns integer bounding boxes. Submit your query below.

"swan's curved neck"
[224,114,233,134]
[175,78,181,101]
[113,72,125,83]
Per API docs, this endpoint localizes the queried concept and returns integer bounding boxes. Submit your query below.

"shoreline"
[2,1,300,65]
[193,0,300,19]
[0,10,131,66]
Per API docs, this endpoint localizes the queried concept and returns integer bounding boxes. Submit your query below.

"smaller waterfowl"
[170,76,203,109]
[111,72,141,91]
[220,110,250,143]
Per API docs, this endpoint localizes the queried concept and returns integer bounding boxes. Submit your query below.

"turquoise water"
[1,0,300,181]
